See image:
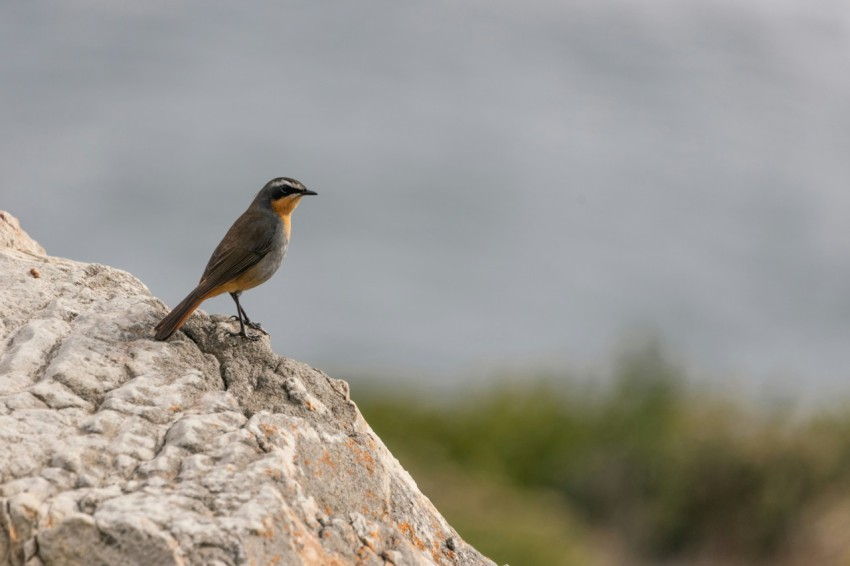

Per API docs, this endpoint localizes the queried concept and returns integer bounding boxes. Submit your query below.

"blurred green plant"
[356,341,850,565]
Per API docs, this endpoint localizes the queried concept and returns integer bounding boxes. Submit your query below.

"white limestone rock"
[0,211,493,566]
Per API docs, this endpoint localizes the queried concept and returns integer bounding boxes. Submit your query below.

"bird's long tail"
[154,286,210,341]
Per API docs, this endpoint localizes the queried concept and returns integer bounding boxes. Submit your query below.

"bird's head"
[259,177,317,217]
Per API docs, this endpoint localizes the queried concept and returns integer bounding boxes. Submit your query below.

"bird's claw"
[230,316,266,334]
[228,329,263,341]
[246,321,267,334]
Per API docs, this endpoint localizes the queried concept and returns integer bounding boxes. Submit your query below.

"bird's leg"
[228,292,264,340]
[240,304,266,332]
[238,300,266,333]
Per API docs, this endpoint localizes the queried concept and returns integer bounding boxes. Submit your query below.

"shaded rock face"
[0,212,493,566]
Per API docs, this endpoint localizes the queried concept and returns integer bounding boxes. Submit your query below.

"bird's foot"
[228,329,263,341]
[246,321,268,334]
[230,316,267,335]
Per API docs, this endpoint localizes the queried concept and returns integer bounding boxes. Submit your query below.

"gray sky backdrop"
[3,1,850,399]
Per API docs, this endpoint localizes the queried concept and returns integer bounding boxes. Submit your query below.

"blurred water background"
[3,1,850,563]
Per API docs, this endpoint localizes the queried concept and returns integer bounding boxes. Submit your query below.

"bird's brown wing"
[196,210,276,294]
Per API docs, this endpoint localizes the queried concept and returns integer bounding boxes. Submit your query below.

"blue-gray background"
[3,1,849,400]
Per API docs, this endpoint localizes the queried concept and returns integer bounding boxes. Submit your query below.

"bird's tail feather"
[154,286,210,341]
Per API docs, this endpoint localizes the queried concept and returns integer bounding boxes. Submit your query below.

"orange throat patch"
[271,195,302,239]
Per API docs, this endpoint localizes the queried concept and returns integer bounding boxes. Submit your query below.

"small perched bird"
[154,177,317,341]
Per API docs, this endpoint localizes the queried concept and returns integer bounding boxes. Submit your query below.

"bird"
[154,177,317,341]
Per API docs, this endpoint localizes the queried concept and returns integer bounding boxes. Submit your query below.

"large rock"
[0,211,493,566]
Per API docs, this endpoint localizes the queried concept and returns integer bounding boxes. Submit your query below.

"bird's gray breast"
[251,224,288,285]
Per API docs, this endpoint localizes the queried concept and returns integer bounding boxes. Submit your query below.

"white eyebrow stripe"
[270,178,302,191]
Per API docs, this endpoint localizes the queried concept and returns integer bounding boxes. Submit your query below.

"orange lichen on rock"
[346,438,376,474]
[259,423,278,437]
[397,521,427,552]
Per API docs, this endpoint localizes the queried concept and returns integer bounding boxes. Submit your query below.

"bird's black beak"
[301,189,318,196]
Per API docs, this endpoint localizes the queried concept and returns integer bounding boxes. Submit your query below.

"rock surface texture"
[0,212,493,566]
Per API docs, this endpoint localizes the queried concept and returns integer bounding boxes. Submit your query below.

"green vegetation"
[356,343,850,565]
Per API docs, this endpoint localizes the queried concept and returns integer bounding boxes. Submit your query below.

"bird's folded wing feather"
[196,212,276,293]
